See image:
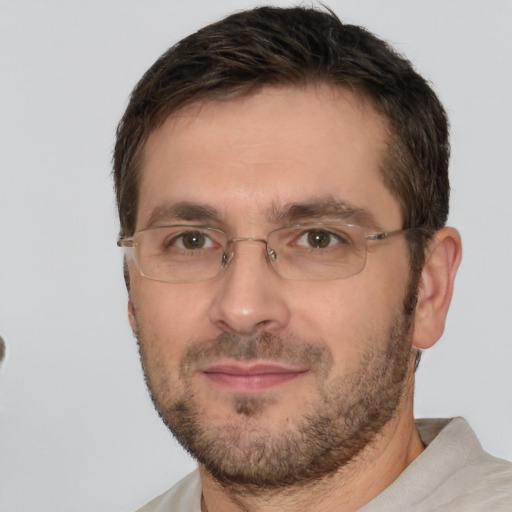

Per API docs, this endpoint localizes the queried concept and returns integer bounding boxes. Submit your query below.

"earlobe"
[412,227,462,349]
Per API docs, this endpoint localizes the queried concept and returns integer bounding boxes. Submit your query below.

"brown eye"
[307,230,332,248]
[180,231,207,250]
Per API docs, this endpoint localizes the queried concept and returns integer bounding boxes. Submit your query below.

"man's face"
[128,85,416,489]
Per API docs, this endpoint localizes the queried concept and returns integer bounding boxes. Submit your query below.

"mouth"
[200,361,308,393]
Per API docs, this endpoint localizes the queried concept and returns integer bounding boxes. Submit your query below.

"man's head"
[114,6,460,493]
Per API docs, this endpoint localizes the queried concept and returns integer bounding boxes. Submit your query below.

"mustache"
[180,332,334,377]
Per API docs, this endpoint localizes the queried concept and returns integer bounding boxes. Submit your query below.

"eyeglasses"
[117,223,415,283]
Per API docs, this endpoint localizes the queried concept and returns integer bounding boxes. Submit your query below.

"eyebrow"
[145,201,222,228]
[144,197,382,231]
[268,197,382,231]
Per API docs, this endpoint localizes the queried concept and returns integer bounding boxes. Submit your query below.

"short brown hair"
[113,6,449,276]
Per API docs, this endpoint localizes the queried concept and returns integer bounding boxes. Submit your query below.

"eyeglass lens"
[130,224,369,282]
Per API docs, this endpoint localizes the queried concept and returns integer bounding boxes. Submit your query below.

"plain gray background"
[1,1,511,511]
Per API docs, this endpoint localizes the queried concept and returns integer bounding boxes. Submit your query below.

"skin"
[127,85,461,512]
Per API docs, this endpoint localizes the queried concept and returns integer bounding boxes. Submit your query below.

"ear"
[413,227,462,349]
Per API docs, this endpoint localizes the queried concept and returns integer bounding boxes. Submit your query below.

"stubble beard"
[134,292,416,494]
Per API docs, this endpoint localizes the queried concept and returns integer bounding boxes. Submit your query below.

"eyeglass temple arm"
[117,237,135,248]
[366,227,432,241]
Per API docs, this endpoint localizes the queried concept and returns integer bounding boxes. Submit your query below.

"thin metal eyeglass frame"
[117,223,423,283]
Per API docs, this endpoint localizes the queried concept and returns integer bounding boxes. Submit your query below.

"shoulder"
[135,469,202,512]
[416,417,512,510]
[362,418,512,512]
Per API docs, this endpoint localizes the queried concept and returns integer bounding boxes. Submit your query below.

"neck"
[199,375,424,512]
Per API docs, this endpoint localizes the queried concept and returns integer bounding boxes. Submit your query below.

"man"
[113,6,511,511]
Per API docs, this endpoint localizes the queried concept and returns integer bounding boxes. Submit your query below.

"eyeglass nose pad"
[221,239,276,271]
[268,249,277,262]
[222,249,234,267]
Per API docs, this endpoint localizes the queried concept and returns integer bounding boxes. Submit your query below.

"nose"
[208,239,291,336]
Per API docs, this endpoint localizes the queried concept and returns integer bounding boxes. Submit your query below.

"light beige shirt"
[136,418,512,512]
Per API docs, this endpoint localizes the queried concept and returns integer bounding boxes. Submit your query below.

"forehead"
[138,85,401,231]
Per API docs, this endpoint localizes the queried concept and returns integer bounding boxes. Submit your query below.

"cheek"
[286,282,366,355]
[286,273,407,365]
[130,279,215,358]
